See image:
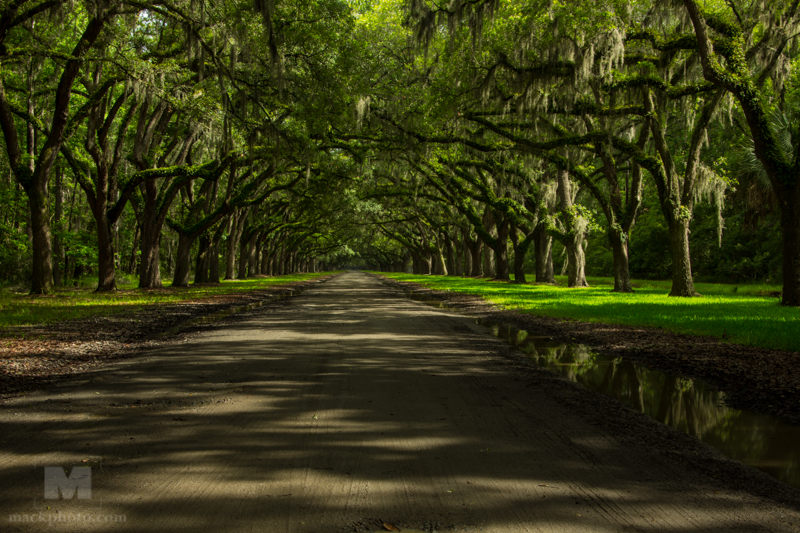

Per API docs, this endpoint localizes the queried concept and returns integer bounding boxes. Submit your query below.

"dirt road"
[1,272,798,532]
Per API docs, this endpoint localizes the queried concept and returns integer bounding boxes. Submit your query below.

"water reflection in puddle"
[404,290,800,489]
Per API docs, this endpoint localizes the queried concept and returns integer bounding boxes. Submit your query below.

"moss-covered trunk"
[556,169,588,288]
[565,238,588,288]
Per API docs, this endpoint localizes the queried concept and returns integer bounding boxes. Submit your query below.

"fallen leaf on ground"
[382,523,401,532]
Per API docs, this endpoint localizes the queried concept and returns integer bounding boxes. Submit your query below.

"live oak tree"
[0,0,132,293]
[681,0,800,305]
[1,0,797,304]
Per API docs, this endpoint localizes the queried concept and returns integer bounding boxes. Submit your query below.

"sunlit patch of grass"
[0,272,334,329]
[377,273,798,352]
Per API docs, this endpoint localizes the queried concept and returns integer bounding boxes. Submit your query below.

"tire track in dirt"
[0,272,797,532]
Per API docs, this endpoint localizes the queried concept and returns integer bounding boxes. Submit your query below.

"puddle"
[405,290,800,489]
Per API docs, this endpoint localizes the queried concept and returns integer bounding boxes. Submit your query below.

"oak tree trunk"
[667,216,698,297]
[780,186,800,306]
[403,251,413,273]
[533,225,556,283]
[172,232,194,287]
[609,229,634,293]
[96,211,117,291]
[194,234,212,284]
[454,236,464,276]
[28,182,54,294]
[208,241,221,283]
[470,240,482,276]
[53,167,63,287]
[565,238,589,288]
[445,236,455,275]
[493,215,510,281]
[138,182,162,289]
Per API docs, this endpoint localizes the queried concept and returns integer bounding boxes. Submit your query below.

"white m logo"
[44,467,92,500]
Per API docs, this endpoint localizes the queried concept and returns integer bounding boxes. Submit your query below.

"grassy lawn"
[376,273,800,352]
[0,272,334,329]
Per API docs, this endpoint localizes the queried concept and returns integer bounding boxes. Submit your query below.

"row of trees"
[0,0,365,293]
[0,0,798,306]
[344,0,800,305]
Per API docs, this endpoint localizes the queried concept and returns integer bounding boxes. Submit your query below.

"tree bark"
[510,222,535,285]
[779,187,800,305]
[556,169,589,288]
[138,181,162,288]
[260,239,270,275]
[226,209,246,279]
[566,239,589,288]
[194,234,212,284]
[454,234,464,276]
[609,229,634,293]
[28,182,54,294]
[208,240,221,283]
[433,237,448,275]
[445,234,456,275]
[481,208,496,278]
[250,235,262,276]
[172,232,194,287]
[462,232,472,277]
[238,228,256,279]
[667,216,697,296]
[96,208,117,291]
[127,224,140,275]
[493,214,510,280]
[420,251,432,274]
[468,238,482,277]
[53,166,63,287]
[533,225,556,283]
[403,251,413,273]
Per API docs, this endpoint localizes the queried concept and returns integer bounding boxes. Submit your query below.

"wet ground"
[483,320,800,489]
[399,286,800,489]
[1,272,798,532]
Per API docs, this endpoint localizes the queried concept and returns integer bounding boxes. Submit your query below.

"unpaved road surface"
[1,272,798,532]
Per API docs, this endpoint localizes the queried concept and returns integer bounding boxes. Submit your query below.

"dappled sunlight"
[0,273,796,532]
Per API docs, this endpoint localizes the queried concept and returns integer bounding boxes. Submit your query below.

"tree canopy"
[1,0,799,305]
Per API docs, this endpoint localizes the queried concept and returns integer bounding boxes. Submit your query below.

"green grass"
[0,272,335,329]
[376,273,799,352]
